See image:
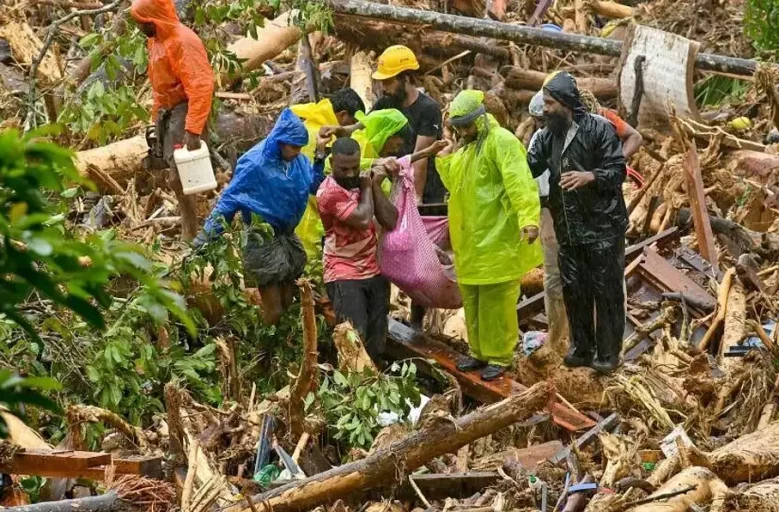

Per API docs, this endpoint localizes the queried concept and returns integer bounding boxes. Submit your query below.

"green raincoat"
[438,90,542,366]
[438,97,542,285]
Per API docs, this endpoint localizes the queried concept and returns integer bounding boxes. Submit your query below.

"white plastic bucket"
[174,141,217,195]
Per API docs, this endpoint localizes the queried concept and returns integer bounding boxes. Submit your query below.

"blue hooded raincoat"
[202,109,325,236]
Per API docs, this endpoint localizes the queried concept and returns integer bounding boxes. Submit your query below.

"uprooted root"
[679,421,779,485]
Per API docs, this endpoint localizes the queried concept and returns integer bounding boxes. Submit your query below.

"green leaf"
[333,371,348,387]
[79,33,101,48]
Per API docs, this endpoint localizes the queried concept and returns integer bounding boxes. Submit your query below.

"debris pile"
[2,0,779,511]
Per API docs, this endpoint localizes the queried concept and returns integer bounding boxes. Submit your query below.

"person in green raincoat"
[291,89,367,261]
[320,108,411,164]
[437,90,543,381]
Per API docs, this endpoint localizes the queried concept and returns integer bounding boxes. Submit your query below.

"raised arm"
[370,161,399,230]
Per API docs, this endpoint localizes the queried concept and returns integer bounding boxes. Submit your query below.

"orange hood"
[130,0,179,38]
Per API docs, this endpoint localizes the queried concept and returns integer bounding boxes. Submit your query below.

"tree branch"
[25,0,125,129]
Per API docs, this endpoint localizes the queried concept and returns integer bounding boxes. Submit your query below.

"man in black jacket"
[527,71,627,374]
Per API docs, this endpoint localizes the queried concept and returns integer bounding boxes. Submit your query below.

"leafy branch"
[24,0,125,130]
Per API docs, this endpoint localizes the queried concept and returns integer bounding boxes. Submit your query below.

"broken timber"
[0,449,162,480]
[636,247,716,314]
[320,0,759,76]
[224,382,552,512]
[683,140,719,271]
[386,319,595,432]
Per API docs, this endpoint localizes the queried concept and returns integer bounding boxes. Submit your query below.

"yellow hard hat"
[372,45,420,80]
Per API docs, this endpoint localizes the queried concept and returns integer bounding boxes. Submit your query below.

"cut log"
[5,491,128,512]
[0,21,62,83]
[320,0,759,76]
[350,51,374,110]
[220,12,302,86]
[289,279,319,439]
[332,17,509,63]
[75,112,273,192]
[223,381,552,512]
[628,467,728,512]
[594,1,634,19]
[502,67,617,99]
[333,322,377,373]
[679,421,779,485]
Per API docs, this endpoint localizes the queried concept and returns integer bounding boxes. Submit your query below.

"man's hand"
[435,138,456,157]
[521,225,540,244]
[375,157,400,176]
[425,140,449,157]
[560,171,595,191]
[184,131,201,151]
[359,172,372,190]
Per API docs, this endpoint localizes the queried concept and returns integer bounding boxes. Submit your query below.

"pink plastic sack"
[378,156,462,309]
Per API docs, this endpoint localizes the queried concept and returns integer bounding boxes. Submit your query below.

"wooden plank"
[550,413,619,464]
[637,247,716,313]
[683,141,719,271]
[0,451,162,480]
[1,450,111,478]
[386,319,596,432]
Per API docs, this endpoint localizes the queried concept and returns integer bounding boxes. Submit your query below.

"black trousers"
[326,275,390,361]
[558,237,626,361]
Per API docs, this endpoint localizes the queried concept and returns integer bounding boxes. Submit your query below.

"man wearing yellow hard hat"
[372,45,445,330]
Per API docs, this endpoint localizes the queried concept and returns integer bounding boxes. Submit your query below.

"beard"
[334,176,360,190]
[545,112,569,135]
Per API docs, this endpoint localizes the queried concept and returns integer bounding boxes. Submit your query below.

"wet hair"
[331,137,361,156]
[331,88,366,117]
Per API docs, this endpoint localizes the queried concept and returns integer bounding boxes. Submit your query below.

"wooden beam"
[637,247,717,314]
[683,141,719,271]
[386,319,595,432]
[0,450,162,480]
[0,450,110,478]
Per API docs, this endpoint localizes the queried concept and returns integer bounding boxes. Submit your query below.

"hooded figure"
[131,0,213,135]
[131,0,214,241]
[438,90,542,381]
[527,71,627,375]
[291,90,367,261]
[197,109,326,324]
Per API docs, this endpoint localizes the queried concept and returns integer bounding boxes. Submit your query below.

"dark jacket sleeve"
[591,121,626,189]
[527,130,550,179]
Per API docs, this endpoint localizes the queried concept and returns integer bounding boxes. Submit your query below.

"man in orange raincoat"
[131,0,214,240]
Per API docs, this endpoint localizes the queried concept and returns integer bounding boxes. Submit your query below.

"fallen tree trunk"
[679,421,779,485]
[75,112,273,191]
[728,477,779,511]
[319,0,759,76]
[222,12,302,86]
[502,66,616,99]
[223,381,552,512]
[332,16,509,62]
[6,492,128,512]
[628,467,728,512]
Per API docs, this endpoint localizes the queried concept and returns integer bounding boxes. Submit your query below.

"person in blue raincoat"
[195,109,327,324]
